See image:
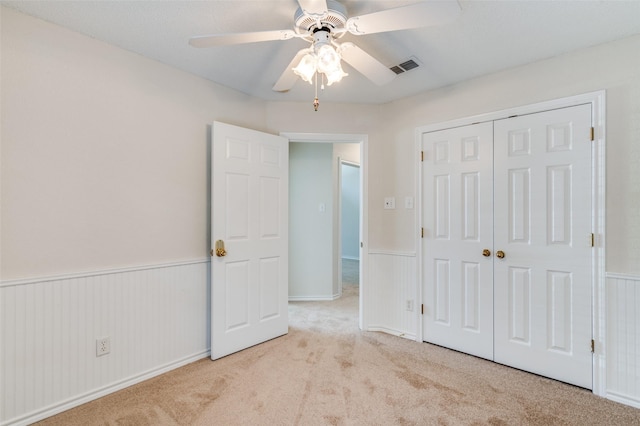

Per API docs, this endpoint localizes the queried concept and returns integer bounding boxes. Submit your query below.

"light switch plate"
[405,196,414,209]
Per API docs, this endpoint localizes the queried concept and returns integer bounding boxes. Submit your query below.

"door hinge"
[590,127,595,141]
[421,151,424,162]
[421,227,424,238]
[591,233,595,247]
[591,339,595,353]
[421,304,424,315]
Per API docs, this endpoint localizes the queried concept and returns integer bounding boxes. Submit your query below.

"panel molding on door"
[421,104,593,389]
[493,104,593,389]
[422,122,494,360]
[211,121,289,360]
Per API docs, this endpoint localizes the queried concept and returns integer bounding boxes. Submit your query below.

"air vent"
[389,58,420,74]
[399,59,419,71]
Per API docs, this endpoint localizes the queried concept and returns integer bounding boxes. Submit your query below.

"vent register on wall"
[188,0,457,109]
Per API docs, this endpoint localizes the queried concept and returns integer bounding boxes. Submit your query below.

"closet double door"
[421,104,593,389]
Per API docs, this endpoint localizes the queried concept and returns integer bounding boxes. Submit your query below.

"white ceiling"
[4,0,640,104]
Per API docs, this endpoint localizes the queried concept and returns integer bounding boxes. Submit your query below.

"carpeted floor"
[342,258,359,286]
[37,282,640,425]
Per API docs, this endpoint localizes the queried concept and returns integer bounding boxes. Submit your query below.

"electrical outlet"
[384,197,395,209]
[405,300,414,312]
[96,337,110,357]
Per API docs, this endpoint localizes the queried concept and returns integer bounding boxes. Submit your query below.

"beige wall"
[380,34,640,274]
[288,142,334,298]
[4,6,640,279]
[0,7,267,280]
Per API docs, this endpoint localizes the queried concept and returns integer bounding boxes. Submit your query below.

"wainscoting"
[0,260,211,426]
[366,251,416,340]
[606,273,640,408]
[2,260,638,424]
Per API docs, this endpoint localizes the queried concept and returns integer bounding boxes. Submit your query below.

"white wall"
[377,33,640,406]
[381,34,640,275]
[4,5,640,423]
[0,8,267,425]
[288,142,334,299]
[1,7,268,281]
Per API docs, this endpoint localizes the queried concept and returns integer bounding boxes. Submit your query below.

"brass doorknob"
[496,250,505,259]
[482,249,491,257]
[214,240,227,257]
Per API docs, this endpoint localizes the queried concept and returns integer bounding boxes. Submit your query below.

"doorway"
[282,132,368,330]
[339,161,360,297]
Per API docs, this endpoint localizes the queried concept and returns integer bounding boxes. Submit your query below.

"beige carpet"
[38,285,639,425]
[342,258,359,286]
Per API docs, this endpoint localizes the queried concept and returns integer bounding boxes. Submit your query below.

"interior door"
[211,121,288,360]
[422,122,494,360]
[493,104,593,389]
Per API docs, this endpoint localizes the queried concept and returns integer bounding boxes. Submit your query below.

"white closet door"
[493,104,593,389]
[422,122,494,360]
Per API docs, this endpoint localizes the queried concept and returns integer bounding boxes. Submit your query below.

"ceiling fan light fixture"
[324,64,348,86]
[292,53,317,84]
[315,44,341,74]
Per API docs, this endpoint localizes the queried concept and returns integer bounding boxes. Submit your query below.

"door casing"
[415,91,606,396]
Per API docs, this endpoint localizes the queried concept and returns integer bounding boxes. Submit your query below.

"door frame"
[338,160,361,297]
[281,132,368,331]
[415,90,606,396]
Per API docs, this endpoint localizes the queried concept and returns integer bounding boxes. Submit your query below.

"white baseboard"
[289,294,339,301]
[605,391,640,410]
[367,325,416,341]
[4,350,210,426]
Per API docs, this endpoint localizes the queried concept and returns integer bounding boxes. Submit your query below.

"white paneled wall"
[0,260,210,426]
[367,252,417,339]
[606,273,640,408]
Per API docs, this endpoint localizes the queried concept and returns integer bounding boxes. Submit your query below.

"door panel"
[493,104,592,389]
[423,122,494,360]
[212,121,288,360]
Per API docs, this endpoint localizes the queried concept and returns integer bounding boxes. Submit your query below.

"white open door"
[211,121,288,360]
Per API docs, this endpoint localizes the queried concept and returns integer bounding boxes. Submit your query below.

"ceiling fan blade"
[346,1,460,35]
[339,42,396,86]
[189,29,298,47]
[296,0,329,17]
[272,48,312,92]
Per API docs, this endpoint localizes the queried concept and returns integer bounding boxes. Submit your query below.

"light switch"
[405,196,414,209]
[384,197,395,209]
[319,203,326,213]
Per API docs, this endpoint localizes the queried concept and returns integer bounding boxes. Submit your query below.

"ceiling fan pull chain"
[313,71,320,111]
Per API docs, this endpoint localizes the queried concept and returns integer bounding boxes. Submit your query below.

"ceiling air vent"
[389,58,420,74]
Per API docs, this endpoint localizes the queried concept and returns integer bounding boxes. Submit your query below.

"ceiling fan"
[189,0,460,107]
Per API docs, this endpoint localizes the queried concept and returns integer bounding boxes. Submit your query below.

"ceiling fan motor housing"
[294,0,347,36]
